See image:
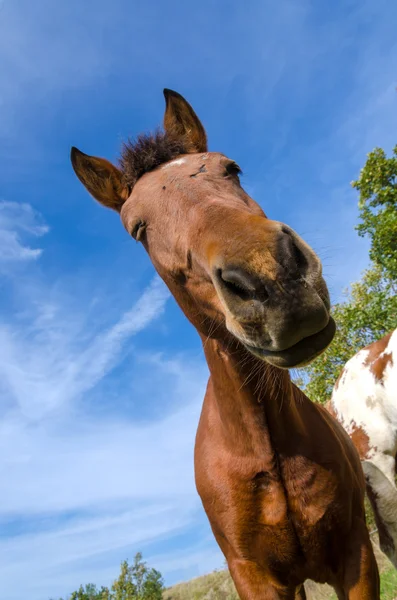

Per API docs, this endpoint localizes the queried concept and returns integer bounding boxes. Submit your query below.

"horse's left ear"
[163,89,208,153]
[70,147,130,212]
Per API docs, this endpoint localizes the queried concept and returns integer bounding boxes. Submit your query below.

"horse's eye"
[225,162,242,177]
[131,220,147,241]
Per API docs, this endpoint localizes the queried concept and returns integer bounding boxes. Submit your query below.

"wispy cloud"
[0,199,212,600]
[0,499,203,600]
[0,201,48,265]
[0,354,208,600]
[0,225,209,599]
[0,275,170,420]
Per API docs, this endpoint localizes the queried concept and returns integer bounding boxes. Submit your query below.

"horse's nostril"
[282,227,308,275]
[216,268,268,303]
[217,269,253,301]
[291,240,308,273]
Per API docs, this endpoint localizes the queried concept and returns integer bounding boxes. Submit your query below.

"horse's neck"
[201,337,302,457]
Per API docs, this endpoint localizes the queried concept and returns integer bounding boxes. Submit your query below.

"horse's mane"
[119,130,189,188]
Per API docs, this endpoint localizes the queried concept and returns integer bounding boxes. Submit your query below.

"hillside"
[164,538,397,600]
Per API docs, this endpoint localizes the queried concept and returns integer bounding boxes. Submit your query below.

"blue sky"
[0,0,396,598]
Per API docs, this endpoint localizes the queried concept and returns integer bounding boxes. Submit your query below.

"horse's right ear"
[163,89,208,153]
[70,147,130,212]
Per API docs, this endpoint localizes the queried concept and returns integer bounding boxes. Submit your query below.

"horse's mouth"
[244,317,336,369]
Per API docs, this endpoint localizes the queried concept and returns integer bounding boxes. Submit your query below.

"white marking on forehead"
[162,158,187,169]
[201,153,209,161]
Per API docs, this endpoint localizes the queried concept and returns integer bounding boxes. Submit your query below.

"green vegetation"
[302,145,397,405]
[51,556,397,600]
[52,553,164,600]
[380,566,397,600]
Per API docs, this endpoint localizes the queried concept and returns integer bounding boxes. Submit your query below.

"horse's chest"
[197,447,340,569]
[196,454,300,559]
[281,456,338,527]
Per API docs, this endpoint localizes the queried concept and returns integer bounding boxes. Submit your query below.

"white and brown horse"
[328,329,397,568]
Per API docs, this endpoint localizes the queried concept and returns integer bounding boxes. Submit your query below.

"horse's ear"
[163,89,208,153]
[70,147,130,212]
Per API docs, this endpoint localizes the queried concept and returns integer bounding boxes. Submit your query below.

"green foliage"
[303,266,396,403]
[56,553,164,600]
[303,146,397,404]
[68,584,110,600]
[50,548,397,600]
[142,568,164,600]
[110,553,164,600]
[379,565,397,600]
[353,145,397,280]
[111,559,137,600]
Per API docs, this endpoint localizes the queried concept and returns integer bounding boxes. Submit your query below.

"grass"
[163,569,239,600]
[164,539,397,600]
[380,567,397,600]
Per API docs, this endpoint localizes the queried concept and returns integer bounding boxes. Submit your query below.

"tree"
[110,553,165,600]
[353,146,397,280]
[302,145,397,404]
[111,558,137,600]
[141,568,164,600]
[56,553,164,600]
[57,583,109,600]
[54,583,110,600]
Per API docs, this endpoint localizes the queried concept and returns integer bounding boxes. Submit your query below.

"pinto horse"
[71,89,379,599]
[328,329,397,569]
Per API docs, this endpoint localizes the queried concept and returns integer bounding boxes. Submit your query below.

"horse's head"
[71,89,334,368]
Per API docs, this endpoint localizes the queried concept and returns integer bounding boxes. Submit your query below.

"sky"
[0,0,396,598]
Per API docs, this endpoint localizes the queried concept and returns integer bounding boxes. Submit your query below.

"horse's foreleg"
[294,584,306,599]
[228,559,298,600]
[340,517,380,600]
[363,458,397,568]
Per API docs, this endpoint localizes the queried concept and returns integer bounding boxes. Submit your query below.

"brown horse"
[327,329,397,569]
[71,89,379,599]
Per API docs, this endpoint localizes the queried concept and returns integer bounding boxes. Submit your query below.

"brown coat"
[71,89,379,599]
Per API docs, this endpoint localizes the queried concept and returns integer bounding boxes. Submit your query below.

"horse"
[70,89,379,599]
[327,329,397,569]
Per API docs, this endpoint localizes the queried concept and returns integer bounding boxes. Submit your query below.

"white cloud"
[0,200,48,264]
[0,382,203,515]
[0,356,208,600]
[0,275,170,420]
[0,245,210,599]
[0,500,201,600]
